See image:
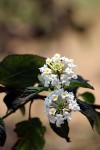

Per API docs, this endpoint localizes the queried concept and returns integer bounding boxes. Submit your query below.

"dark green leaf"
[13,118,46,150]
[77,99,96,128]
[0,118,6,147]
[0,55,45,89]
[79,92,95,104]
[19,86,48,101]
[94,112,100,134]
[5,86,47,113]
[50,120,70,142]
[19,106,26,116]
[69,75,94,90]
[3,93,20,111]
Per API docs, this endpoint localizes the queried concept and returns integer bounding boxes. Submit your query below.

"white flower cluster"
[39,53,77,89]
[39,54,80,127]
[44,89,80,127]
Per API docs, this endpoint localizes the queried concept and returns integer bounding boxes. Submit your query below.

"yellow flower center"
[45,69,51,74]
[49,108,56,115]
[52,61,64,73]
[53,95,58,101]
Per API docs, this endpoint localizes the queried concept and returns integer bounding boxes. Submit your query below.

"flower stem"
[29,100,33,120]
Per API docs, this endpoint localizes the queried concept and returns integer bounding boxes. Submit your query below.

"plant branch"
[2,90,47,120]
[90,104,100,109]
[29,100,33,119]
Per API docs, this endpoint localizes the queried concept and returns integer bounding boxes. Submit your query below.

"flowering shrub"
[0,54,100,149]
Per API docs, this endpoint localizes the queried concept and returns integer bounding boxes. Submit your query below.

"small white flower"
[46,58,52,64]
[52,94,58,101]
[39,64,47,73]
[56,114,64,127]
[61,91,68,99]
[38,74,45,85]
[43,75,51,87]
[69,100,80,111]
[44,68,52,75]
[60,74,70,86]
[51,78,61,89]
[52,53,61,62]
[67,59,77,68]
[63,108,69,115]
[49,108,56,115]
[44,97,52,107]
[60,57,68,66]
[64,113,72,121]
[45,107,50,114]
[48,114,56,123]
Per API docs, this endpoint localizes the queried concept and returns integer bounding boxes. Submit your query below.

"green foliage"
[19,86,48,102]
[0,118,6,147]
[3,86,47,116]
[94,112,100,135]
[77,99,96,128]
[22,86,48,96]
[69,75,94,89]
[50,120,70,142]
[13,118,46,150]
[19,106,26,116]
[3,92,20,111]
[9,86,47,112]
[0,54,99,149]
[79,92,95,104]
[0,54,45,89]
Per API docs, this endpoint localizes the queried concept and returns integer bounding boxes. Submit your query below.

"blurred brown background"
[0,0,100,150]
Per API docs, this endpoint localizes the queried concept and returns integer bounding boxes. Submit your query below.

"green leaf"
[0,118,6,147]
[6,87,46,110]
[77,99,96,128]
[0,55,45,89]
[50,120,70,142]
[94,112,100,135]
[3,93,20,111]
[4,86,47,113]
[22,86,48,95]
[79,92,95,104]
[19,106,26,116]
[69,75,94,90]
[19,86,48,102]
[13,118,46,150]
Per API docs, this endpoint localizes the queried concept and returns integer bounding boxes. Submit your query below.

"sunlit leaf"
[13,118,46,150]
[79,92,95,104]
[0,118,6,147]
